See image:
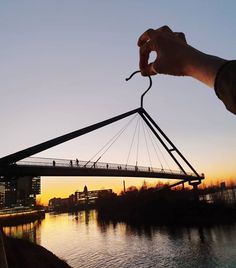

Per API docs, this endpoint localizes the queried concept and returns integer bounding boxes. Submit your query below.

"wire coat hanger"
[126,70,152,108]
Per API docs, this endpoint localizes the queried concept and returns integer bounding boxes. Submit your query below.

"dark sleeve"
[214,60,236,115]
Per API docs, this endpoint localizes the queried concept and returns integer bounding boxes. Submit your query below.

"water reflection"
[3,211,236,268]
[96,217,236,268]
[70,210,96,227]
[3,220,42,244]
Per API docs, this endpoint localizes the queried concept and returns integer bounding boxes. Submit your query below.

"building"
[32,177,41,195]
[48,186,113,210]
[0,183,6,208]
[4,180,17,207]
[74,186,112,203]
[0,176,41,208]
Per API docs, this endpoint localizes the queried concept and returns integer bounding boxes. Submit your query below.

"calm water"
[3,210,236,268]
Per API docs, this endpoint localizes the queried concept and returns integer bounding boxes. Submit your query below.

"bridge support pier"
[189,181,201,190]
[189,180,202,201]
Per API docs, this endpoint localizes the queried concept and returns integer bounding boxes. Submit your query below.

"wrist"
[184,49,227,88]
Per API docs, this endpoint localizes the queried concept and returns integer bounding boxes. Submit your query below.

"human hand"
[138,25,226,87]
[138,25,195,76]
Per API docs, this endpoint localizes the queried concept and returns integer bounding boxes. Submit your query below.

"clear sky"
[1,1,236,204]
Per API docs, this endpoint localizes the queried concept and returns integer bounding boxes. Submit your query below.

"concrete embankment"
[0,209,45,226]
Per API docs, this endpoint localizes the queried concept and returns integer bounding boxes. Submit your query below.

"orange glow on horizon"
[37,174,236,205]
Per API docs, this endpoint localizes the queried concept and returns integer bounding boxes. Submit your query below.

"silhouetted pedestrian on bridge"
[76,158,79,166]
[53,160,56,167]
[106,163,109,169]
[70,160,73,167]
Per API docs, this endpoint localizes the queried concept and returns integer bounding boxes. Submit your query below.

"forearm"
[214,60,236,115]
[185,53,236,114]
[184,48,227,88]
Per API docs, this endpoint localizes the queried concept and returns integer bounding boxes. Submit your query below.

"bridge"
[0,157,198,181]
[0,72,204,189]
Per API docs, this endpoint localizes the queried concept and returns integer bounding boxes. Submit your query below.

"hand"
[138,25,226,87]
[138,25,191,76]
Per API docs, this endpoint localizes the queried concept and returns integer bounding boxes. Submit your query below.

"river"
[3,210,236,268]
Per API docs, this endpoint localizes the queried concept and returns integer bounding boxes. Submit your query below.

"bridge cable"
[144,121,165,170]
[148,125,173,172]
[141,119,153,171]
[125,116,140,167]
[143,122,167,171]
[135,117,141,166]
[87,114,137,164]
[149,126,174,173]
[87,114,138,165]
[98,117,137,161]
[144,119,186,174]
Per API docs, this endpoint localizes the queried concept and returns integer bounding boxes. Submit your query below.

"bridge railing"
[16,157,196,177]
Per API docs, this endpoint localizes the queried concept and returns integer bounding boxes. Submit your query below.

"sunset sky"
[1,1,236,204]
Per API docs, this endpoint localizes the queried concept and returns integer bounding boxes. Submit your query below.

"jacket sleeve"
[214,60,236,115]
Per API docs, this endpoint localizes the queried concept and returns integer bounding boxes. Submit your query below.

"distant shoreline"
[0,209,45,226]
[96,189,236,227]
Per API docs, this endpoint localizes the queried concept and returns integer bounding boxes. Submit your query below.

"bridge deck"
[0,157,202,181]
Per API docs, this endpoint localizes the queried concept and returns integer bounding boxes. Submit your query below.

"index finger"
[137,28,156,47]
[139,40,157,76]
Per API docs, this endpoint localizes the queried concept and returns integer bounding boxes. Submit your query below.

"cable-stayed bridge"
[0,156,197,180]
[0,72,204,189]
[0,107,204,189]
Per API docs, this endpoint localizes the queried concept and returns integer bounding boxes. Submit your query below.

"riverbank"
[96,188,236,226]
[0,209,45,226]
[3,235,71,268]
[2,210,236,267]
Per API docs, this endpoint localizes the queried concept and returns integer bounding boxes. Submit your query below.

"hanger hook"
[125,70,152,108]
